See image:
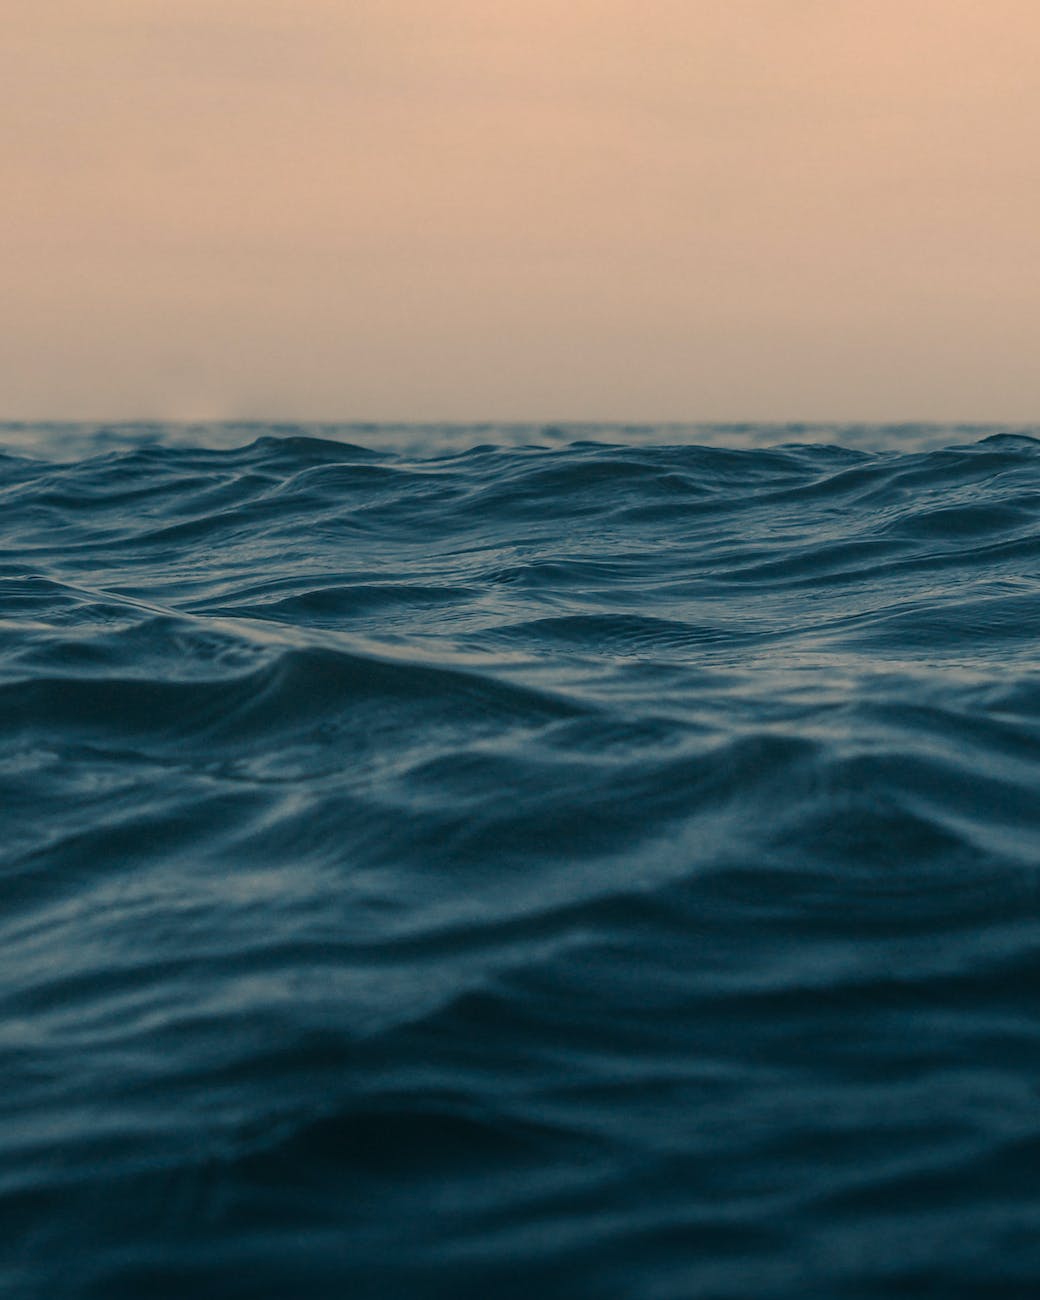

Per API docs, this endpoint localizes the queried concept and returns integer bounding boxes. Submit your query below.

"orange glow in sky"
[4,1,1039,420]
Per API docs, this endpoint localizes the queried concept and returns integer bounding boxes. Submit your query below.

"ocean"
[2,422,1039,1298]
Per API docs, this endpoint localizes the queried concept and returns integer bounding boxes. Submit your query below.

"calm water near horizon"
[2,423,1039,1297]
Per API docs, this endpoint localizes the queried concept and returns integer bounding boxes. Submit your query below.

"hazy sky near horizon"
[4,1,1039,422]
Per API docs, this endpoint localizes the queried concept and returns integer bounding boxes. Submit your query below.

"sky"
[3,1,1039,422]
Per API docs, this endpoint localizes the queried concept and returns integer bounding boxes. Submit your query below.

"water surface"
[2,423,1039,1298]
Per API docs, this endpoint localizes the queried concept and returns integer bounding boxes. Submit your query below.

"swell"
[2,425,1040,1299]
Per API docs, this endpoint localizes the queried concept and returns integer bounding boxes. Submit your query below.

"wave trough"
[2,423,1040,1298]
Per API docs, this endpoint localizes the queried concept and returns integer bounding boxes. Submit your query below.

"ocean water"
[2,422,1039,1298]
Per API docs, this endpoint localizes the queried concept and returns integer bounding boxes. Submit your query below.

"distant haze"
[4,1,1039,422]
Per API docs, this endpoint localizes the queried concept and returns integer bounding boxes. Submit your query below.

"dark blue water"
[3,423,1040,1298]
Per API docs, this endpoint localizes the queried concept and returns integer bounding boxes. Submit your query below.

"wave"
[2,424,1040,1298]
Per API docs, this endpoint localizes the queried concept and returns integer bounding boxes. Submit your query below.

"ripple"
[2,423,1040,1298]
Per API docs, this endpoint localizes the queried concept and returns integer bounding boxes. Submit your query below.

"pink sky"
[4,1,1038,420]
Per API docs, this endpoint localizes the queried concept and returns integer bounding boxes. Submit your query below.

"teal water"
[2,424,1039,1297]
